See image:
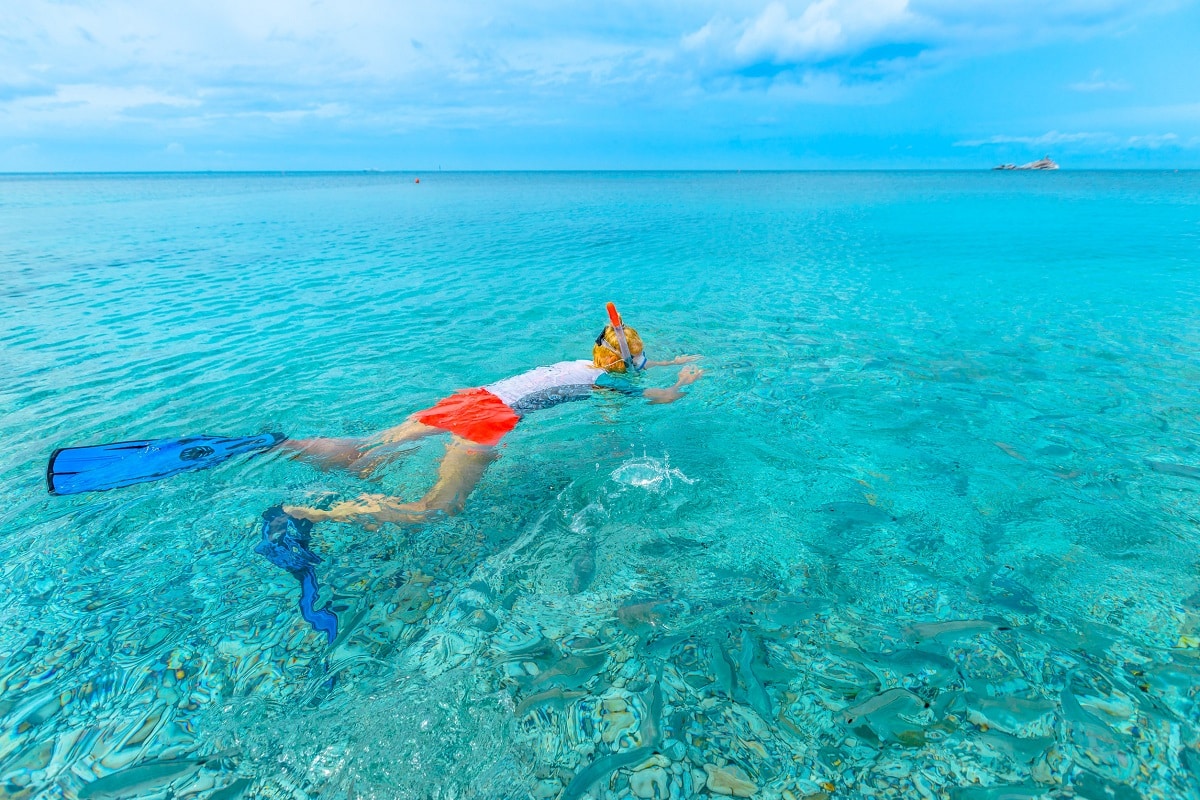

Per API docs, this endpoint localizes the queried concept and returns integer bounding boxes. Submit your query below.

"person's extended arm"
[642,365,703,404]
[642,355,701,368]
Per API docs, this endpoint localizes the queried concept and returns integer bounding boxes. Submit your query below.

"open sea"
[2,170,1200,800]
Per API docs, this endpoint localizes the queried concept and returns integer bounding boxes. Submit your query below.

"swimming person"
[281,303,702,528]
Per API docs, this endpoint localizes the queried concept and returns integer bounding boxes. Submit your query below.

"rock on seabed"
[629,765,669,799]
[704,763,758,797]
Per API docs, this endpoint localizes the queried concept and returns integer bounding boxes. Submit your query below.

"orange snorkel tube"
[606,301,636,370]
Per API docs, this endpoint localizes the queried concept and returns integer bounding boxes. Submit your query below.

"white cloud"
[1068,69,1130,92]
[954,129,1192,151]
[0,0,1192,142]
[0,84,201,130]
[1126,132,1179,149]
[954,130,1108,147]
[1069,80,1131,91]
[255,104,351,124]
[682,0,1178,80]
[685,0,914,65]
[0,1,678,133]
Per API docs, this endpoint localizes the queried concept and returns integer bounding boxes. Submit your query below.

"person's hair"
[593,325,644,372]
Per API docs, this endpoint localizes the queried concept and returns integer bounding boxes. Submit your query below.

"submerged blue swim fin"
[47,432,286,495]
[255,506,338,643]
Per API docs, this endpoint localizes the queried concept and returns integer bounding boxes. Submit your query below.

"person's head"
[593,324,646,373]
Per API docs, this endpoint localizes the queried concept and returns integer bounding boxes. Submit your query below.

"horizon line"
[2,167,1197,176]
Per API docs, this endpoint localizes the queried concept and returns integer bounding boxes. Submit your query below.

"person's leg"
[284,492,426,525]
[283,418,442,476]
[370,419,443,447]
[280,437,371,471]
[346,419,447,476]
[284,436,496,526]
[414,437,498,515]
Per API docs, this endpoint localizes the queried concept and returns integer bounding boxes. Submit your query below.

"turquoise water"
[2,171,1200,799]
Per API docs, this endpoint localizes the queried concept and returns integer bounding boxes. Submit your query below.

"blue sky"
[2,0,1198,170]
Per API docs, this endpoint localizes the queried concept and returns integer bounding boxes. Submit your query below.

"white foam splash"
[610,454,695,493]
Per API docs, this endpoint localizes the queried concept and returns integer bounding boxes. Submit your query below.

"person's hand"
[676,365,704,386]
[671,354,701,365]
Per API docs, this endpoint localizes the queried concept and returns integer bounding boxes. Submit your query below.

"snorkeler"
[280,303,702,528]
[46,303,699,641]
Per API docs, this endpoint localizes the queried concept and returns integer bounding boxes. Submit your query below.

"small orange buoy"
[414,178,420,184]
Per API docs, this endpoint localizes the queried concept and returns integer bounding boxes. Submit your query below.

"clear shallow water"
[2,171,1200,799]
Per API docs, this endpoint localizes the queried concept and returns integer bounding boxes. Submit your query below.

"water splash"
[610,453,696,493]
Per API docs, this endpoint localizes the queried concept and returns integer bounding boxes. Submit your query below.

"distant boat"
[994,155,1059,171]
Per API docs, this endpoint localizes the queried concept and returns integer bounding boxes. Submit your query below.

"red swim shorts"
[414,388,520,446]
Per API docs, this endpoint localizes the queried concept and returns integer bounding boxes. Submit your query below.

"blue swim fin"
[255,506,338,643]
[47,432,286,495]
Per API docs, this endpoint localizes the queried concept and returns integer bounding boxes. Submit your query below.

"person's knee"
[420,491,469,516]
[427,499,463,516]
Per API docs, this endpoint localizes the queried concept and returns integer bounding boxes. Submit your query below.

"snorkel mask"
[596,302,647,372]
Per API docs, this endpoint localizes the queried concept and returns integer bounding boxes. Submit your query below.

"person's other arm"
[642,355,701,368]
[596,365,704,404]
